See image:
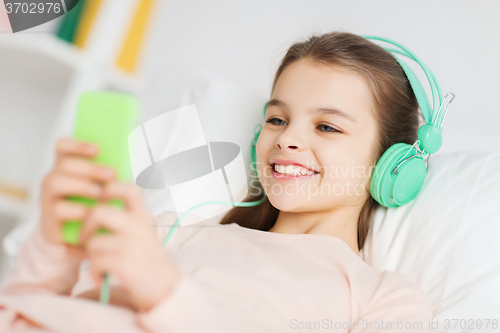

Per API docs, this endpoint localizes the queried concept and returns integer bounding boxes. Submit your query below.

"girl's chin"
[265,193,317,209]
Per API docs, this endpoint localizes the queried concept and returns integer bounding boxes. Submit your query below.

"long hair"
[219,31,420,251]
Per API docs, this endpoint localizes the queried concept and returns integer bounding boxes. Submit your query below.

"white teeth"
[274,163,315,176]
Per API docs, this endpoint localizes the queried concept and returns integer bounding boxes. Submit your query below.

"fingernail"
[102,169,114,179]
[86,145,97,154]
[94,186,102,197]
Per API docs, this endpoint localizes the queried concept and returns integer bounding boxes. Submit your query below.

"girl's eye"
[266,117,286,126]
[318,124,340,133]
[265,117,341,133]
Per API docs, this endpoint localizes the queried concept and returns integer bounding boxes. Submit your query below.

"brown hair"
[219,31,420,251]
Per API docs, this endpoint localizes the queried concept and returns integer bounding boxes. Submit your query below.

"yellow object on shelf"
[0,182,28,201]
[116,0,155,73]
[73,0,103,49]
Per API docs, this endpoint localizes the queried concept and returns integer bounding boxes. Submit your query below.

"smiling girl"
[220,31,421,256]
[0,31,432,333]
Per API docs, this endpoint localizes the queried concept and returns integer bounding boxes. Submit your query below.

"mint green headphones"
[250,35,455,208]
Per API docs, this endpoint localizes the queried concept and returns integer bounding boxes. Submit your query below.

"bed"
[2,69,500,333]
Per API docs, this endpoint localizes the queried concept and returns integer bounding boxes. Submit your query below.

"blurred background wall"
[0,0,499,280]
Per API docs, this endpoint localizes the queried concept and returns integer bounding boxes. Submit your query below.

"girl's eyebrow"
[266,98,356,122]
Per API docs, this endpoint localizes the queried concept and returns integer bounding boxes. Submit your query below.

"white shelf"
[105,65,145,95]
[0,42,75,195]
[0,34,83,70]
[0,0,144,223]
[0,33,143,95]
[0,193,26,220]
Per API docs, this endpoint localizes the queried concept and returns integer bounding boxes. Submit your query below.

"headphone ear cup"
[370,143,427,207]
[370,143,402,206]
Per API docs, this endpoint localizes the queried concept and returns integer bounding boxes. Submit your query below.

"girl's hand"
[40,137,114,254]
[76,181,182,313]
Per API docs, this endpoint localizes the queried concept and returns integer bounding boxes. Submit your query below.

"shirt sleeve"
[135,210,277,332]
[0,222,83,297]
[135,268,240,333]
[349,270,433,333]
[133,211,242,332]
[70,261,98,297]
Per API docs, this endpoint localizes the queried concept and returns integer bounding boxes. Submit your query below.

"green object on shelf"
[62,91,141,245]
[56,0,86,44]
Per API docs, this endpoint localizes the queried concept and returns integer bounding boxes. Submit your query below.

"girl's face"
[256,58,378,212]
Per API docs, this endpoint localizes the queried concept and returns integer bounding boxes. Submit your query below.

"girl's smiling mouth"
[270,163,320,180]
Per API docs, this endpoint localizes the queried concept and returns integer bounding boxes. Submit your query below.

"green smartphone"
[62,91,141,245]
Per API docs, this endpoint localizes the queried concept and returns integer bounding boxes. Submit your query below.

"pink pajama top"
[0,210,433,332]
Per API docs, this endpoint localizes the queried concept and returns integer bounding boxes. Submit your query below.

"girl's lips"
[271,167,319,180]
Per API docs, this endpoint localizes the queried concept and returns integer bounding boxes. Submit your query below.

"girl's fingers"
[42,173,103,204]
[55,137,99,163]
[48,200,91,241]
[65,243,87,259]
[55,156,116,183]
[79,204,130,244]
[101,181,146,214]
[53,199,91,224]
[85,233,123,257]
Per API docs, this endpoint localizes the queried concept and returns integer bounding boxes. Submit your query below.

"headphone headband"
[360,35,443,127]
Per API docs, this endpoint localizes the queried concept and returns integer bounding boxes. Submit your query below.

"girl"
[0,31,432,332]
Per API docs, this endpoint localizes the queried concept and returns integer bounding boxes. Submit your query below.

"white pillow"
[360,150,500,330]
[137,69,266,217]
